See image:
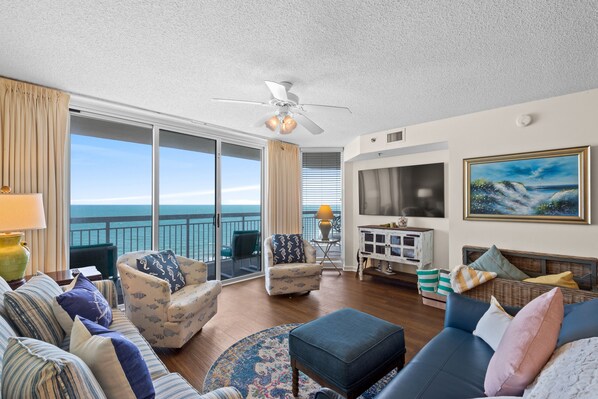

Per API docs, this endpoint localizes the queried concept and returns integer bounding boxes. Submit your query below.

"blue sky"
[470,155,579,187]
[71,135,261,205]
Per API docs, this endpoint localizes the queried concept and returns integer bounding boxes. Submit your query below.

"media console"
[358,225,434,284]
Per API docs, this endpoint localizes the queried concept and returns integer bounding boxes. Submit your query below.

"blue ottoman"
[289,308,405,399]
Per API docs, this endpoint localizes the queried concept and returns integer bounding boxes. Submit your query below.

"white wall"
[344,88,598,270]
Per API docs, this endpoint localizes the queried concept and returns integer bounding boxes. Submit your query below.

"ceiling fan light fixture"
[265,115,280,131]
[279,115,297,135]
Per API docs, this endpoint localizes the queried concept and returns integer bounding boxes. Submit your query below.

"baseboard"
[342,265,358,272]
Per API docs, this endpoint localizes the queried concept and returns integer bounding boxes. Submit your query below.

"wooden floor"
[155,271,445,391]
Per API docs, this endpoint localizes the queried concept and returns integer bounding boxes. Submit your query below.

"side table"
[9,266,103,289]
[311,239,342,275]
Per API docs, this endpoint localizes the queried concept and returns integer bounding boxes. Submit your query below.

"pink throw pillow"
[484,287,564,396]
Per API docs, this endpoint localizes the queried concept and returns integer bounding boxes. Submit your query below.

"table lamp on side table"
[0,186,46,286]
[315,204,334,241]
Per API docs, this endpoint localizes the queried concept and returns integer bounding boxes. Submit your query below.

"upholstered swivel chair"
[264,236,323,295]
[117,251,222,348]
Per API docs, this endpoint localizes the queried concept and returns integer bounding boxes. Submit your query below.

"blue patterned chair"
[264,236,322,295]
[117,251,222,348]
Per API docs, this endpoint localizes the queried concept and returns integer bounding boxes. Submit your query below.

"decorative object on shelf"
[464,146,590,224]
[398,216,408,228]
[0,186,46,285]
[315,204,334,240]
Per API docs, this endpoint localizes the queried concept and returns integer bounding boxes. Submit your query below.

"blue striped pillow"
[4,273,65,346]
[2,337,106,399]
[0,314,18,384]
[70,316,154,399]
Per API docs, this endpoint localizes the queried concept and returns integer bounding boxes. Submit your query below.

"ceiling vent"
[387,129,405,143]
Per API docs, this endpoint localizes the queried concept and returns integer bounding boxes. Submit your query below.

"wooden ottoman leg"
[291,358,299,397]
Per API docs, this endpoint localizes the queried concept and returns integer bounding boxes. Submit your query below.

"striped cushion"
[416,269,439,292]
[436,269,454,296]
[153,373,242,399]
[2,337,106,399]
[0,314,18,384]
[450,265,497,294]
[4,273,65,346]
[0,276,13,319]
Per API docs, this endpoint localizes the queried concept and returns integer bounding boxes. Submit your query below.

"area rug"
[203,324,396,399]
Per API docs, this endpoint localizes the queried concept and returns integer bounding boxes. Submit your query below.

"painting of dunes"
[464,147,590,224]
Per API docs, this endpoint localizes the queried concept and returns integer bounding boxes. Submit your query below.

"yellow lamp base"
[0,232,30,283]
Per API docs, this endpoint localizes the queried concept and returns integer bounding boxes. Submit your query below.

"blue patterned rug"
[203,324,396,399]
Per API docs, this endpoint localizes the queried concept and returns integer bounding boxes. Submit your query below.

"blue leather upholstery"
[289,308,405,391]
[375,327,493,399]
[558,299,598,347]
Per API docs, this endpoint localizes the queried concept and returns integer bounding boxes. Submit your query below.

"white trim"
[151,125,160,250]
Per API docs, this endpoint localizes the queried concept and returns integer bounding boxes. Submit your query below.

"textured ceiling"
[1,1,597,147]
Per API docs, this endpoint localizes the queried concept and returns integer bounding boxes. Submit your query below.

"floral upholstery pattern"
[118,251,222,348]
[264,237,322,295]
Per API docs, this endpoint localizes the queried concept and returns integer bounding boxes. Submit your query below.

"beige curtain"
[0,77,70,274]
[267,140,302,235]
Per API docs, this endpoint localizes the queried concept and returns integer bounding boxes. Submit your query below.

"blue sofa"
[316,293,598,399]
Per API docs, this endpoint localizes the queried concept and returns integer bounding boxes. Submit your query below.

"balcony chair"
[117,251,222,348]
[264,236,323,295]
[220,230,261,278]
[69,243,118,281]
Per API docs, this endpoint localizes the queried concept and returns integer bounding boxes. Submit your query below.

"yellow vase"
[0,233,30,282]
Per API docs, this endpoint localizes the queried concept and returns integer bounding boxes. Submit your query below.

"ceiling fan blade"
[211,98,269,106]
[301,103,352,114]
[264,81,288,101]
[294,114,324,135]
[254,113,275,127]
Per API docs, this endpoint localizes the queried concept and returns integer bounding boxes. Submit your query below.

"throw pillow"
[0,312,18,383]
[473,296,513,351]
[2,337,106,399]
[70,316,155,399]
[272,234,306,264]
[524,271,579,290]
[52,274,113,334]
[557,298,598,347]
[0,276,13,319]
[416,269,439,292]
[469,245,529,280]
[484,287,564,396]
[3,273,65,346]
[436,269,454,296]
[450,265,497,293]
[523,337,598,399]
[136,250,186,293]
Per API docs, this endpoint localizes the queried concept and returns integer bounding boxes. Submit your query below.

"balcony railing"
[70,211,340,261]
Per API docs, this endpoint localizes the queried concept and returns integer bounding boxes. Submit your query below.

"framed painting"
[464,146,590,224]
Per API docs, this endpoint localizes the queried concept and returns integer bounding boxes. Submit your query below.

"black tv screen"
[358,163,445,217]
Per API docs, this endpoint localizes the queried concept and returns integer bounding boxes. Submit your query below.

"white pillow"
[473,296,513,351]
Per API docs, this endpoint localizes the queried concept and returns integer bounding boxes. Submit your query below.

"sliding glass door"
[159,130,217,278]
[70,113,263,282]
[219,143,262,280]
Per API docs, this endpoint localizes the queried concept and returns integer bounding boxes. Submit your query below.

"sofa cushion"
[0,276,13,319]
[137,250,186,293]
[2,337,106,399]
[0,314,18,384]
[272,234,306,264]
[485,287,564,396]
[153,372,242,399]
[473,296,513,351]
[469,245,529,280]
[4,273,65,346]
[167,280,221,322]
[376,327,493,399]
[52,274,112,333]
[558,298,598,347]
[70,316,155,399]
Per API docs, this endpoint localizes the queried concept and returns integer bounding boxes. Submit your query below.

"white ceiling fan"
[212,81,351,135]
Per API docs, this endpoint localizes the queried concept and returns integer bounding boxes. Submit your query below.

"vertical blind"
[301,152,342,213]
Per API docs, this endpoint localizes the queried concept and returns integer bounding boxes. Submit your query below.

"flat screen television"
[358,163,445,217]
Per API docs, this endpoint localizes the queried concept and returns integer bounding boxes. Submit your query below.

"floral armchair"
[117,251,222,348]
[264,237,323,295]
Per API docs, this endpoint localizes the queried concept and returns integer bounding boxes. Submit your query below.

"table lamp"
[0,186,46,285]
[315,205,334,241]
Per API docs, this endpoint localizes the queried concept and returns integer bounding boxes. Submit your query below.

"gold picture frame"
[464,146,590,224]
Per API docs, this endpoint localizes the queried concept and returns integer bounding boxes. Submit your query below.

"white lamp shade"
[0,193,46,232]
